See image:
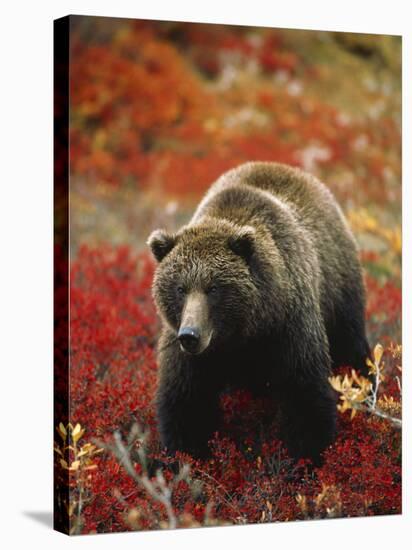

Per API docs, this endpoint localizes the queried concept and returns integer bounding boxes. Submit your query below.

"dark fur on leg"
[279,379,337,466]
[156,346,221,458]
[328,282,371,377]
[277,310,337,466]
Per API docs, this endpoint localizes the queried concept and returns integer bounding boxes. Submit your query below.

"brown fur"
[148,162,370,462]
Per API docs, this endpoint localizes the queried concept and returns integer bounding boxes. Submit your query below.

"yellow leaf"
[373,344,384,367]
[69,460,80,471]
[351,369,362,385]
[57,423,67,441]
[94,448,104,455]
[59,422,66,434]
[77,449,88,458]
[72,423,81,437]
[72,423,85,443]
[329,376,342,392]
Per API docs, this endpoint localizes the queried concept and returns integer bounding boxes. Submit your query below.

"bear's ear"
[228,226,256,261]
[147,229,177,262]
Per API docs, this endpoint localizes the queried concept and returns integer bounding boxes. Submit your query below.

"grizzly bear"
[148,162,370,463]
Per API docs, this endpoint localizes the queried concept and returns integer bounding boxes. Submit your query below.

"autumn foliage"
[58,244,401,534]
[55,17,401,534]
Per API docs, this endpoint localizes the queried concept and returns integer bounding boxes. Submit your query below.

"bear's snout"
[178,291,213,355]
[178,326,201,354]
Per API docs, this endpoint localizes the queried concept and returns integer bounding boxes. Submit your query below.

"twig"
[104,430,178,529]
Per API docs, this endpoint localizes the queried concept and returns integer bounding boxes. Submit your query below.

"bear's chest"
[219,334,279,391]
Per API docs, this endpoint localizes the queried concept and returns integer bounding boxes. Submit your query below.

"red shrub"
[64,245,401,533]
[70,245,158,436]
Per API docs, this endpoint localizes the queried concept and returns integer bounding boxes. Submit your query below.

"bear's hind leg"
[277,306,337,465]
[328,297,371,377]
[279,377,337,466]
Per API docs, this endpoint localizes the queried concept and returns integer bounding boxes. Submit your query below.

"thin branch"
[103,431,178,529]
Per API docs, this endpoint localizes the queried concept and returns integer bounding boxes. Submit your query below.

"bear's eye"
[207,285,218,294]
[177,286,185,295]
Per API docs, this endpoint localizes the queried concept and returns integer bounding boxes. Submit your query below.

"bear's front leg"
[156,346,221,458]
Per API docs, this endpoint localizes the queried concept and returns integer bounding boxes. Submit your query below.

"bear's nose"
[178,327,200,353]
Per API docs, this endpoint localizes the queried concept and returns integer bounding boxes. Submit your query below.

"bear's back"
[191,162,350,243]
[190,162,360,322]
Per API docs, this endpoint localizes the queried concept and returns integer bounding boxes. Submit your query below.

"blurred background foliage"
[69,18,401,278]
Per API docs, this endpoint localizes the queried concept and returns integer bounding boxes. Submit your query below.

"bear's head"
[148,219,280,355]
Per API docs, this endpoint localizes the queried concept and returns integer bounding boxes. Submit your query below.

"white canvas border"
[0,1,409,548]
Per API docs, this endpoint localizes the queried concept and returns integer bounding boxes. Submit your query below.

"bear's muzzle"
[178,291,213,355]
